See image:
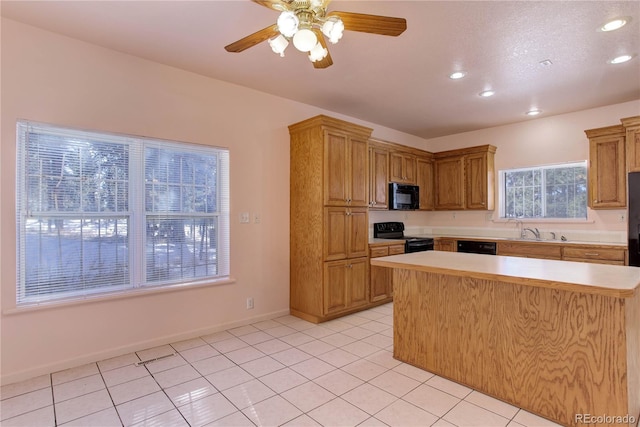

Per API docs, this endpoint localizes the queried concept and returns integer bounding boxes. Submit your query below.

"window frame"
[498,161,588,220]
[16,120,230,307]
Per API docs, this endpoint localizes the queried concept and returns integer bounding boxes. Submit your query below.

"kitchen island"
[371,251,640,427]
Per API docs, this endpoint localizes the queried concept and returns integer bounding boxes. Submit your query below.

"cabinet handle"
[584,252,599,256]
[346,211,351,216]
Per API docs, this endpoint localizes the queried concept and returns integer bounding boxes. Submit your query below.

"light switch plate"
[240,212,250,223]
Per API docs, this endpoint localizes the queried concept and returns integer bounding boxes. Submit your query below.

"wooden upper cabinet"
[434,145,496,211]
[390,151,417,184]
[369,146,389,209]
[585,125,626,209]
[434,155,465,210]
[416,156,434,210]
[465,150,495,210]
[324,130,369,207]
[622,116,640,172]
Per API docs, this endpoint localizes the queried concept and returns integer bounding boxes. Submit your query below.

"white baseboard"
[1,308,291,386]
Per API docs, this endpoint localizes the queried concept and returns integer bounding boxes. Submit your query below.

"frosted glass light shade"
[293,28,318,52]
[268,35,289,57]
[277,11,299,37]
[322,17,344,44]
[308,42,328,62]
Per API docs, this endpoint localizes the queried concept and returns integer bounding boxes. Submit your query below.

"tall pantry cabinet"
[289,115,373,323]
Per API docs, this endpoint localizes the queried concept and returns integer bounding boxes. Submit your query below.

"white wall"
[0,18,423,384]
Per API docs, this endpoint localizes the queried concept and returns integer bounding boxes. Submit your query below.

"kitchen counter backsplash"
[369,225,626,245]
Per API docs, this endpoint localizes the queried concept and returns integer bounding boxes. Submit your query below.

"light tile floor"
[1,303,563,427]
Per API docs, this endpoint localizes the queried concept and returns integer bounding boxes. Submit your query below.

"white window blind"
[16,121,229,306]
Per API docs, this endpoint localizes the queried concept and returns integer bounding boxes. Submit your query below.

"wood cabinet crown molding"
[433,144,497,159]
[584,124,625,139]
[289,115,373,137]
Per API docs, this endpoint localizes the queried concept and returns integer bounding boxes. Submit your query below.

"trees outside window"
[16,121,229,306]
[501,162,587,219]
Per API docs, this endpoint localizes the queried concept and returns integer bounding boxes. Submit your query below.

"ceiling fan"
[224,0,407,69]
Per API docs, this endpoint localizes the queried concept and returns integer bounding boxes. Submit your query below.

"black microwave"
[389,183,419,210]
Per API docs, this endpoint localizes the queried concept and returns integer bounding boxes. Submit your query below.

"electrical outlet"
[620,213,626,222]
[254,213,261,224]
[240,212,250,223]
[246,297,254,309]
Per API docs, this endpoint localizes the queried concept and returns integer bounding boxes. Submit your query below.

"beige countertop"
[370,251,640,298]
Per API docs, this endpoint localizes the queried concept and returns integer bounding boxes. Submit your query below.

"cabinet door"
[324,208,347,260]
[349,137,369,207]
[323,260,348,315]
[390,152,417,184]
[435,239,456,252]
[348,258,369,308]
[369,147,389,209]
[589,135,626,208]
[622,117,640,172]
[465,153,489,209]
[348,208,369,258]
[324,130,349,206]
[416,157,434,210]
[435,156,464,210]
[369,265,391,302]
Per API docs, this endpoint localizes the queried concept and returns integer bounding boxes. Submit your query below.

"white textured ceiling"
[2,1,639,138]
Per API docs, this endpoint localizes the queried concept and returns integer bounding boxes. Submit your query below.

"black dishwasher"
[457,240,497,255]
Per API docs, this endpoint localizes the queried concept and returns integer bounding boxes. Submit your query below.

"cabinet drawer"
[563,247,625,261]
[388,244,405,255]
[370,247,389,258]
[497,242,562,259]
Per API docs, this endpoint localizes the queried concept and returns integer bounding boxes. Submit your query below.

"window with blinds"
[16,121,230,306]
[499,161,587,219]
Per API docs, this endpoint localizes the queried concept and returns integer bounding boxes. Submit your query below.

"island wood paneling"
[393,268,639,427]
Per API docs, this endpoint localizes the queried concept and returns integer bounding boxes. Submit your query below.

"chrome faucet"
[523,227,540,240]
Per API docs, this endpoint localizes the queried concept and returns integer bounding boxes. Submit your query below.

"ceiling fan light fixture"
[268,34,289,57]
[308,42,328,62]
[293,28,318,52]
[277,11,299,37]
[322,17,344,44]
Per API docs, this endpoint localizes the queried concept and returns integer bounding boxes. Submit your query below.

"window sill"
[491,218,595,224]
[3,277,236,316]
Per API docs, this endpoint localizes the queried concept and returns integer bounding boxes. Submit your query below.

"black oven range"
[373,222,434,253]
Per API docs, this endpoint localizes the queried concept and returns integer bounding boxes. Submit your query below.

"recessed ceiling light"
[449,71,466,80]
[609,54,634,64]
[479,90,495,97]
[539,59,553,66]
[599,17,629,32]
[525,109,542,116]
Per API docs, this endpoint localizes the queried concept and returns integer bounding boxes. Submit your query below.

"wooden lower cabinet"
[497,242,563,260]
[369,243,404,303]
[323,257,369,316]
[562,246,626,265]
[435,238,456,252]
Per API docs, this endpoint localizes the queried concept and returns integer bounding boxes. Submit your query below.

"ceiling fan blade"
[328,11,407,36]
[251,0,291,12]
[312,31,333,69]
[225,24,280,53]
